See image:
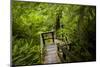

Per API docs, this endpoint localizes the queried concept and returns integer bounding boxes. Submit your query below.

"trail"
[44,44,60,64]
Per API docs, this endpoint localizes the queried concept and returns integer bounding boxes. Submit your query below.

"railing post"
[40,33,44,63]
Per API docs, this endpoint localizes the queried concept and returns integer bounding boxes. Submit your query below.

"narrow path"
[44,44,60,64]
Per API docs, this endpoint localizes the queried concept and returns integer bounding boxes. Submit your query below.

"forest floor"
[44,44,60,64]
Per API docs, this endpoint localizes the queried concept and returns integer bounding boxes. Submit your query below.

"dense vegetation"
[12,1,96,65]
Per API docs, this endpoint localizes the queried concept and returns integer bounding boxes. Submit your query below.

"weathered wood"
[40,31,61,64]
[40,31,71,63]
[55,39,71,62]
[41,31,55,46]
[44,44,60,64]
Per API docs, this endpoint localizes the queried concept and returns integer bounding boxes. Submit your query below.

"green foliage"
[12,1,96,65]
[58,6,96,62]
[12,38,41,65]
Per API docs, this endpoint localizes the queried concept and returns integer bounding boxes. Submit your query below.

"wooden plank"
[44,44,60,64]
[41,31,54,46]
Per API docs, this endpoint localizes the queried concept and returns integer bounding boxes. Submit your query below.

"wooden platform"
[44,44,60,64]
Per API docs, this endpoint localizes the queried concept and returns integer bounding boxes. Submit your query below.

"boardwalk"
[44,44,60,64]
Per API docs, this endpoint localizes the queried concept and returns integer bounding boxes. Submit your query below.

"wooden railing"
[40,31,72,63]
[56,39,71,62]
